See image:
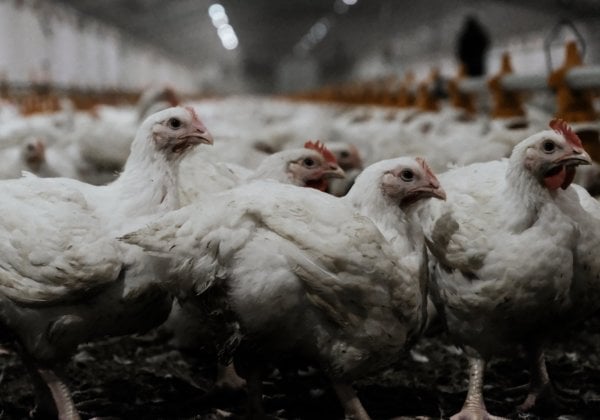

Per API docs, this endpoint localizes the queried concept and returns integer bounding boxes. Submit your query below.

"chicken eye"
[303,157,315,167]
[167,118,182,129]
[400,169,414,181]
[340,151,350,159]
[542,140,556,153]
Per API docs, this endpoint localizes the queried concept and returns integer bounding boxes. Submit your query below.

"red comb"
[304,140,337,164]
[549,118,583,149]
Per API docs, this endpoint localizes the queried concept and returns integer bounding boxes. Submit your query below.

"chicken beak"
[430,185,447,201]
[412,169,446,201]
[429,184,446,201]
[423,172,446,200]
[400,183,446,207]
[554,146,592,166]
[192,119,214,145]
[543,146,591,190]
[172,126,214,154]
[180,127,214,146]
[323,164,346,179]
[414,184,447,201]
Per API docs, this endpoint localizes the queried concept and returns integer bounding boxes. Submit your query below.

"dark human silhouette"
[456,16,490,76]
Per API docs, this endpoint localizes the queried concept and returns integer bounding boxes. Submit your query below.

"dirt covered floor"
[1,315,600,420]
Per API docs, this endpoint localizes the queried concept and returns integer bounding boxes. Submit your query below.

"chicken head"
[328,142,364,172]
[149,106,213,157]
[286,141,345,191]
[22,137,46,170]
[381,156,447,206]
[518,118,591,191]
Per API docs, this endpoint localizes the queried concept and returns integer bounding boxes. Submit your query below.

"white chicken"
[423,115,541,173]
[0,135,81,180]
[561,183,600,324]
[0,106,212,419]
[0,136,54,179]
[189,97,340,170]
[72,85,181,183]
[136,85,180,122]
[539,126,600,411]
[178,140,345,205]
[416,119,592,419]
[326,141,364,196]
[121,156,445,419]
[172,139,345,388]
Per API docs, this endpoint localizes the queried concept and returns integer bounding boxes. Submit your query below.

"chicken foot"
[451,357,507,420]
[517,346,551,412]
[517,346,573,413]
[214,362,247,391]
[24,358,80,420]
[331,380,371,420]
[37,368,80,420]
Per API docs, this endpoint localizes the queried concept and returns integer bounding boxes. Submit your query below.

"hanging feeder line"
[456,66,600,95]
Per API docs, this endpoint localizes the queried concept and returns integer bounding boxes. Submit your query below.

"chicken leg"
[517,345,573,413]
[215,362,247,391]
[517,346,550,412]
[331,380,371,420]
[451,357,507,420]
[24,359,80,420]
[243,364,266,420]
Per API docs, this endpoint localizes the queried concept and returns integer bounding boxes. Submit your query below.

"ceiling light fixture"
[208,3,238,50]
[293,1,354,56]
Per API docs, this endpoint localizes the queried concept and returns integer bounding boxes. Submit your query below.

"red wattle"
[543,166,566,190]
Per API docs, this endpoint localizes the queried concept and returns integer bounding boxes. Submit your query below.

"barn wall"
[0,0,201,91]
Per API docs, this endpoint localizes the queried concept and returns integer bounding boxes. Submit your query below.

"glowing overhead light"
[310,19,329,41]
[222,34,239,50]
[293,2,352,56]
[211,14,228,28]
[218,24,239,50]
[208,4,225,19]
[208,3,238,51]
[218,24,235,38]
[209,4,228,28]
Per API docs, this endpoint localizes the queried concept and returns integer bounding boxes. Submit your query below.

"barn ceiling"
[51,0,382,66]
[51,0,600,91]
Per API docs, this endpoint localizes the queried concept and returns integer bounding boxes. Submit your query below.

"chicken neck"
[101,140,182,225]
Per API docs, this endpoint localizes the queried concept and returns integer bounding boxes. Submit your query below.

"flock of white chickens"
[1,90,600,420]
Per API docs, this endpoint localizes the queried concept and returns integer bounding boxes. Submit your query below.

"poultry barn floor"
[2,315,600,420]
